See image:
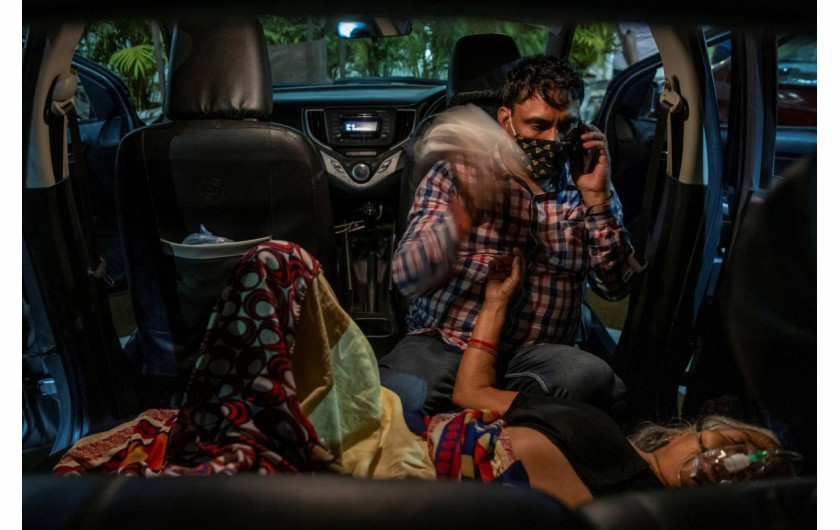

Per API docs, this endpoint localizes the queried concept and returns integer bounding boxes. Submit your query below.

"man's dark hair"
[501,55,586,109]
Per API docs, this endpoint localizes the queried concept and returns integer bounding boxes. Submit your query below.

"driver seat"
[396,33,521,238]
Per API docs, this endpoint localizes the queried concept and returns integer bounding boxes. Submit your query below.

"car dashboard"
[273,83,445,193]
[270,82,447,353]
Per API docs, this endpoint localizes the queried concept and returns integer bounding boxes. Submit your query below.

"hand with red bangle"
[452,248,525,414]
[484,248,524,305]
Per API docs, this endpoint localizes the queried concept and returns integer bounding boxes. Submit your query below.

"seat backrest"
[115,17,335,383]
[396,33,521,238]
[23,474,575,530]
[575,476,816,530]
[446,33,522,112]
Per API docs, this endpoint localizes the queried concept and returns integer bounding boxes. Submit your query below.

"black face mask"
[514,134,569,180]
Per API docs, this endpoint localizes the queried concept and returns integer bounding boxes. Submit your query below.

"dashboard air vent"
[305,110,328,144]
[394,110,416,143]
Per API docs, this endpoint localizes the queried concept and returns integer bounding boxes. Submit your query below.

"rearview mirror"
[336,17,412,39]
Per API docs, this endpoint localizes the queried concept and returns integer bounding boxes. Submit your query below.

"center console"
[303,106,416,355]
[303,107,415,192]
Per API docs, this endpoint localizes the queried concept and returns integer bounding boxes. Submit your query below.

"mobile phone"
[571,139,597,174]
[563,125,597,174]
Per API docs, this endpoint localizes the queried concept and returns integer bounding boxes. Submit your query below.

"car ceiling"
[22,0,815,33]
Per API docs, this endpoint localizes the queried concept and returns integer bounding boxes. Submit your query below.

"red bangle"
[468,338,497,352]
[467,342,497,358]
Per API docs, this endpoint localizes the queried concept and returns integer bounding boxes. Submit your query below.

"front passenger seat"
[114,17,335,401]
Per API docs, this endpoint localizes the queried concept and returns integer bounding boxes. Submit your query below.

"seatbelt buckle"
[659,75,685,114]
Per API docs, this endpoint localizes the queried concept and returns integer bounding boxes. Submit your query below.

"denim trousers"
[378,334,627,417]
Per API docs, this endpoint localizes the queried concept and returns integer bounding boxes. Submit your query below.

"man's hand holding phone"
[571,124,612,207]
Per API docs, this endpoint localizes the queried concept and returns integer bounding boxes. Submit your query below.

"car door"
[579,24,727,426]
[576,22,818,428]
[23,24,147,469]
[679,31,817,422]
[71,55,146,291]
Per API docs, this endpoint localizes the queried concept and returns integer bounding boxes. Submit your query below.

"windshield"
[260,16,549,85]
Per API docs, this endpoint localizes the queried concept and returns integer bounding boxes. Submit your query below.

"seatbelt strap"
[50,76,114,287]
[634,74,686,264]
[620,75,688,347]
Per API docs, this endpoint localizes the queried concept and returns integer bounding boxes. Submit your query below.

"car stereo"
[326,109,395,147]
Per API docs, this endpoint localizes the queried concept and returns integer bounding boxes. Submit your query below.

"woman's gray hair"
[630,415,780,453]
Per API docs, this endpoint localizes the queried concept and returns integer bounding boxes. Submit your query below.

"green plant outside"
[78,21,167,113]
[76,18,618,113]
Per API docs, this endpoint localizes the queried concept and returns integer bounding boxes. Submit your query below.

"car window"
[776,33,816,127]
[75,21,168,124]
[710,32,816,128]
[260,16,549,85]
[571,22,660,122]
[778,34,816,85]
[72,18,551,118]
[73,76,96,121]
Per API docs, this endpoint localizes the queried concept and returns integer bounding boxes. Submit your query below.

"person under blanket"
[54,241,797,507]
[55,240,433,479]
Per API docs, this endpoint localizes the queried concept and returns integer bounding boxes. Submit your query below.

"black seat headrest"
[446,33,521,109]
[165,17,273,121]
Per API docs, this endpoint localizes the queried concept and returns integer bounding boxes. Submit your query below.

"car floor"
[584,290,629,337]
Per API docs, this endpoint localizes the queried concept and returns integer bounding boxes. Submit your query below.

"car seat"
[114,17,335,398]
[396,33,521,239]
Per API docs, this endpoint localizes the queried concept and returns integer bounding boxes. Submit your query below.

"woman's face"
[657,428,782,487]
[699,428,780,454]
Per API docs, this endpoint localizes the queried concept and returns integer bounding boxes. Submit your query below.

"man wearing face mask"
[381,55,641,420]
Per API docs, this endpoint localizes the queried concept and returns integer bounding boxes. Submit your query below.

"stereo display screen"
[341,118,380,135]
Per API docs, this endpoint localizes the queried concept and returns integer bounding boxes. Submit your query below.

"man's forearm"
[392,211,461,298]
[392,160,465,298]
[585,196,639,298]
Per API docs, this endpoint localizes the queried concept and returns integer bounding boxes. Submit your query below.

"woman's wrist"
[480,298,510,315]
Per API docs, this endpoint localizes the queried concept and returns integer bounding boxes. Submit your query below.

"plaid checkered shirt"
[392,158,639,352]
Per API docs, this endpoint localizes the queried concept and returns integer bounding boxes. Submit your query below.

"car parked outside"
[22,2,817,527]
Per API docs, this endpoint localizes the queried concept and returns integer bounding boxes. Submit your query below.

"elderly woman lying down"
[55,241,797,506]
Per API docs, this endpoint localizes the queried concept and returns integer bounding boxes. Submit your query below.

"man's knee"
[504,344,625,410]
[569,352,624,397]
[378,335,461,415]
[379,371,428,413]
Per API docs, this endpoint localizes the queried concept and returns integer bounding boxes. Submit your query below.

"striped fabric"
[428,409,508,482]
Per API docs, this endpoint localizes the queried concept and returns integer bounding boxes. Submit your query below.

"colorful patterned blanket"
[55,241,433,480]
[427,409,516,482]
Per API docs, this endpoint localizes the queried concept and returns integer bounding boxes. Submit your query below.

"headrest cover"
[447,33,521,108]
[166,18,273,121]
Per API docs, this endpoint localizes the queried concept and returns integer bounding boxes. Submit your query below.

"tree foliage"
[260,16,549,80]
[78,21,164,111]
[77,17,616,111]
[570,23,618,75]
[109,44,156,106]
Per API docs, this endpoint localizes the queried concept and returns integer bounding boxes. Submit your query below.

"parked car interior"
[22,0,817,527]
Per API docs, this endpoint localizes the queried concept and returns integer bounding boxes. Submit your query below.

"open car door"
[592,25,727,426]
[23,24,147,470]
